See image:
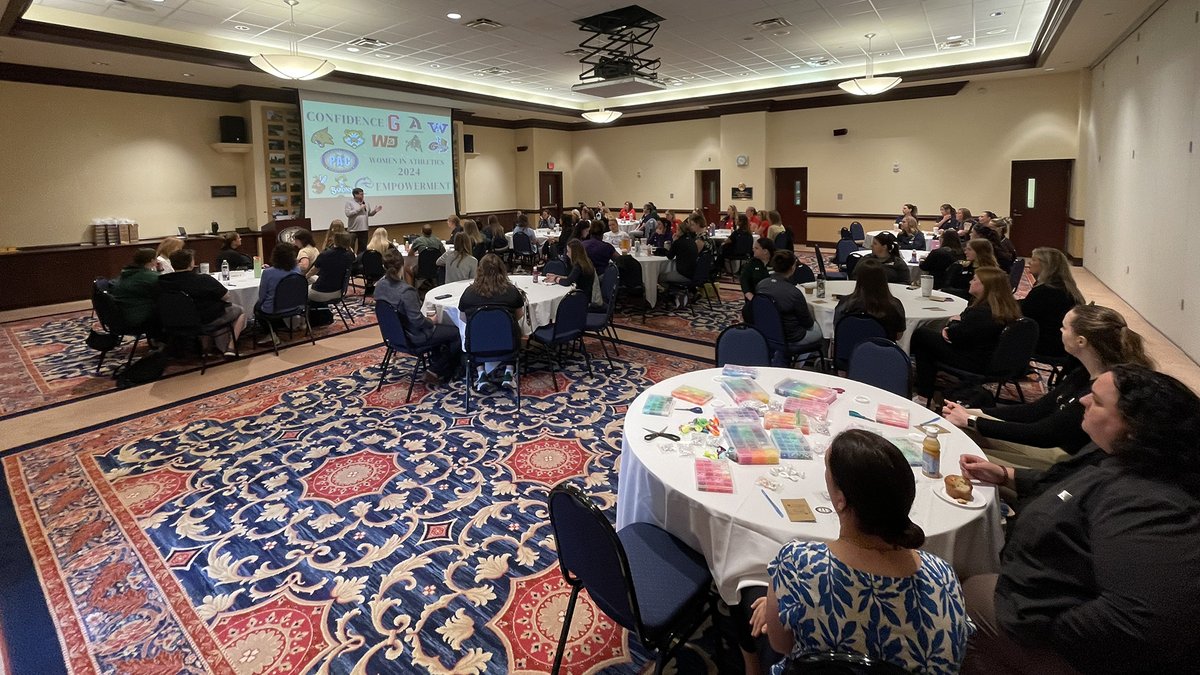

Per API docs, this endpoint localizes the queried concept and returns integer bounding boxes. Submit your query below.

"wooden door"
[774,167,808,243]
[1009,160,1072,256]
[699,169,720,225]
[538,171,563,220]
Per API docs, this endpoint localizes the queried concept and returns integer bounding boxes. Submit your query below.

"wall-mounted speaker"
[516,145,529,152]
[219,116,247,143]
[463,133,475,153]
[833,128,849,137]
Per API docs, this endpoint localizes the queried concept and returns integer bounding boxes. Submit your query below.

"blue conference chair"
[832,313,888,372]
[529,290,592,390]
[586,265,621,364]
[846,337,912,398]
[749,294,823,370]
[463,307,522,410]
[714,324,770,367]
[374,300,456,402]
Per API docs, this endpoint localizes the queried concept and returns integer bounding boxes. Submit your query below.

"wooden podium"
[260,217,312,263]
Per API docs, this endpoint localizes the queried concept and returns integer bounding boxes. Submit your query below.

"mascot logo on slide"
[310,127,335,148]
[311,175,327,194]
[343,129,365,148]
[428,137,449,153]
[405,135,423,152]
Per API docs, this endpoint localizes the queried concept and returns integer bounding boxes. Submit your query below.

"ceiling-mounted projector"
[572,75,666,97]
[572,5,665,98]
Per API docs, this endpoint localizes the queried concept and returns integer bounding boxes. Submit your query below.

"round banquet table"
[804,280,966,352]
[864,228,939,252]
[420,274,571,344]
[630,253,674,308]
[210,271,260,316]
[617,219,644,234]
[616,367,1002,605]
[505,228,558,246]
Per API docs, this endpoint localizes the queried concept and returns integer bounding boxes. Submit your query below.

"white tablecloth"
[631,254,673,308]
[211,271,260,315]
[505,229,558,247]
[617,219,644,234]
[421,274,571,343]
[616,367,1002,605]
[865,229,939,251]
[804,280,966,351]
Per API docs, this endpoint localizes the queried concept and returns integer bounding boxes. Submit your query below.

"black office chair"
[157,290,238,374]
[90,283,147,374]
[750,294,824,369]
[254,273,314,355]
[939,317,1040,403]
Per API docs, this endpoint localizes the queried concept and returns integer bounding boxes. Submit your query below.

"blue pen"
[761,489,785,519]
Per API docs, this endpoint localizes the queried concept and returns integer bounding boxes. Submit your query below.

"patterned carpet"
[0,299,379,420]
[2,340,729,675]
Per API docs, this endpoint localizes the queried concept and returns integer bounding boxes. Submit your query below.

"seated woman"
[255,242,300,315]
[547,240,601,309]
[721,204,738,228]
[157,248,245,356]
[462,218,487,259]
[722,214,755,267]
[955,207,975,239]
[216,232,254,271]
[855,232,910,284]
[436,233,478,283]
[459,254,525,391]
[321,219,347,251]
[309,232,355,302]
[920,230,965,290]
[485,215,509,254]
[942,239,1000,299]
[764,210,786,241]
[618,201,636,220]
[911,267,1022,404]
[292,230,320,277]
[834,258,905,340]
[971,223,1014,272]
[749,429,972,675]
[755,249,823,353]
[962,366,1200,675]
[935,203,959,233]
[155,236,184,273]
[602,218,631,249]
[942,303,1153,469]
[374,249,461,384]
[740,237,775,301]
[512,214,537,244]
[646,217,673,253]
[110,248,159,331]
[897,215,926,250]
[1021,247,1084,357]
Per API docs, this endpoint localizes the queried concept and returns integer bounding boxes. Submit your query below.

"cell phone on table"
[434,293,451,300]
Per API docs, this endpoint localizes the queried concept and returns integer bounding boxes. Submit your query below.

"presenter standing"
[345,188,382,253]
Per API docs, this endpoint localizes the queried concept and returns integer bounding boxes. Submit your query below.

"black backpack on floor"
[114,350,168,389]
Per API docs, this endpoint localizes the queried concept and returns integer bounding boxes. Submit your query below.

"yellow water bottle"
[922,430,941,479]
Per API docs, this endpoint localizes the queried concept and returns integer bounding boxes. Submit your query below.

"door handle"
[1011,210,1022,216]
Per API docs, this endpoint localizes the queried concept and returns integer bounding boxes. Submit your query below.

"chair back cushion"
[616,255,644,289]
[1008,257,1026,292]
[790,264,816,285]
[845,252,866,278]
[715,324,771,367]
[600,264,620,304]
[374,300,411,350]
[417,248,441,279]
[834,314,888,369]
[543,259,569,277]
[551,290,589,340]
[989,317,1039,376]
[691,251,714,284]
[850,221,866,241]
[835,239,860,265]
[513,231,534,254]
[270,273,310,316]
[847,338,911,397]
[361,250,385,279]
[465,307,519,357]
[749,294,786,347]
[548,484,639,630]
[773,230,794,251]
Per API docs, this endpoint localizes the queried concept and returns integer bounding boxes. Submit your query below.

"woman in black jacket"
[911,267,1022,403]
[961,365,1200,675]
[942,239,1000,298]
[919,230,965,290]
[1020,247,1084,357]
[216,232,254,270]
[942,304,1153,468]
[855,231,910,284]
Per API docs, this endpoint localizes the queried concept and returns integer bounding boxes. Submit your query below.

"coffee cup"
[920,275,934,297]
[200,263,210,274]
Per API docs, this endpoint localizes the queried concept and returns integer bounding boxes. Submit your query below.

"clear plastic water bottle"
[816,276,826,299]
[221,259,230,281]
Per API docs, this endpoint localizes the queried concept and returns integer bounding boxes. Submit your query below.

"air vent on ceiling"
[107,0,157,13]
[563,48,589,57]
[805,56,838,67]
[477,67,513,76]
[753,17,793,30]
[349,37,391,49]
[939,38,974,50]
[465,18,505,32]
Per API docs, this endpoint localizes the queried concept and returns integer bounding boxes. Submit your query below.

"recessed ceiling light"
[990,11,1004,17]
[789,64,803,69]
[742,36,754,41]
[346,47,360,52]
[948,35,963,40]
[447,12,461,20]
[878,52,891,56]
[375,53,391,59]
[509,79,521,83]
[92,61,110,66]
[234,25,250,31]
[681,75,695,80]
[671,81,684,86]
[772,30,790,37]
[986,28,1007,35]
[741,72,752,76]
[1044,67,1056,71]
[543,87,552,90]
[182,72,194,77]
[429,63,442,68]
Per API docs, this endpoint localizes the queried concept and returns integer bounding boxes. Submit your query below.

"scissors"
[644,426,682,442]
[678,405,704,414]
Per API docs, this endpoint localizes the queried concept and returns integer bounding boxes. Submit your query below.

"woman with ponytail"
[747,430,972,674]
[943,304,1154,469]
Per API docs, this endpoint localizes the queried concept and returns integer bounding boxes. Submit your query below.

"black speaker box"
[833,128,849,137]
[463,133,475,153]
[219,116,247,143]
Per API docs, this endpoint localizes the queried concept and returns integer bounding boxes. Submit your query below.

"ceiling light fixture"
[250,1,335,81]
[447,12,462,20]
[582,108,622,124]
[346,46,360,52]
[837,33,901,96]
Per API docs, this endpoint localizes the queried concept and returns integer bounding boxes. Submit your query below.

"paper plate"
[933,484,987,510]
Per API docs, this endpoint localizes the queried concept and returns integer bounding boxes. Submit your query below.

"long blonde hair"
[367,228,391,254]
[1068,304,1155,370]
[156,236,183,259]
[972,267,1022,323]
[462,218,483,245]
[323,219,346,250]
[1032,247,1084,304]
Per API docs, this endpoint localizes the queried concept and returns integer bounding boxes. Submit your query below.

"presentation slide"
[299,92,455,230]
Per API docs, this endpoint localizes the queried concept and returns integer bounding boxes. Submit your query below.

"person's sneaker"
[500,371,514,389]
[474,374,491,393]
[222,350,238,359]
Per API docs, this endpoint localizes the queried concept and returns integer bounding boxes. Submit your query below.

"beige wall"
[460,124,518,214]
[1084,0,1200,362]
[0,81,250,247]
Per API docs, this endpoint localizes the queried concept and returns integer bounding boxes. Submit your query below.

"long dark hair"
[1109,365,1200,492]
[383,248,405,281]
[566,239,595,278]
[939,230,963,252]
[846,258,896,318]
[271,242,297,270]
[828,430,925,549]
[874,231,901,258]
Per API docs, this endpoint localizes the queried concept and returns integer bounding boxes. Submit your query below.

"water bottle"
[816,276,826,299]
[532,266,540,284]
[921,430,942,478]
[220,259,230,281]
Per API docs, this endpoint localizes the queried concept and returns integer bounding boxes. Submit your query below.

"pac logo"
[343,129,365,148]
[310,127,335,147]
[321,148,359,173]
[428,137,449,153]
[405,135,424,152]
[427,121,449,134]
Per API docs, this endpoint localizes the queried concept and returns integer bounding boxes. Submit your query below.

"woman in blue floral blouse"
[750,429,973,674]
